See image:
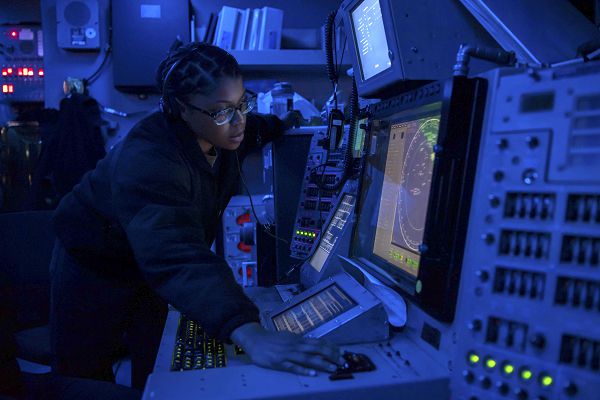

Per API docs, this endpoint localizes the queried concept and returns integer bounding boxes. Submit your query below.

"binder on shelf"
[248,8,263,50]
[203,13,217,43]
[213,6,241,50]
[234,8,252,50]
[258,7,283,50]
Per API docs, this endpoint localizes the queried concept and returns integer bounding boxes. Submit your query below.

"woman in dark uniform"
[50,43,343,390]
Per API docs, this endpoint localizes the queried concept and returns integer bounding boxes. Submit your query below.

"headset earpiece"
[160,57,184,119]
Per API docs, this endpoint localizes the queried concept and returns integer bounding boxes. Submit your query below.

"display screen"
[272,284,356,334]
[351,0,392,81]
[352,102,441,279]
[309,194,356,272]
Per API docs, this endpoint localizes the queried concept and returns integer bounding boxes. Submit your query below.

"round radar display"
[396,118,439,252]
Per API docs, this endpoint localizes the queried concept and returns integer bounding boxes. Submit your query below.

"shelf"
[230,49,329,71]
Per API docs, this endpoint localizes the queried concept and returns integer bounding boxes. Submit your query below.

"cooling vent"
[566,194,600,223]
[493,267,545,300]
[504,192,555,221]
[560,334,600,371]
[554,277,600,311]
[499,230,551,259]
[560,235,600,266]
[486,316,529,351]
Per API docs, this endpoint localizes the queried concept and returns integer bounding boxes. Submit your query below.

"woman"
[50,43,343,390]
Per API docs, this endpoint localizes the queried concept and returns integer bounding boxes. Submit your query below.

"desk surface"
[145,285,449,400]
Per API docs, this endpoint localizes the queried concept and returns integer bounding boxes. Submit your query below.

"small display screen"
[272,284,356,334]
[309,194,356,272]
[351,0,392,81]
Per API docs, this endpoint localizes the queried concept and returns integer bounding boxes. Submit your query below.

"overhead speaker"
[56,0,100,50]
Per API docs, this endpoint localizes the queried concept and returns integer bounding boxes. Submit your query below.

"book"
[258,7,283,50]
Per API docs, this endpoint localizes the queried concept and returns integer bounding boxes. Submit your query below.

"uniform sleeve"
[112,137,259,341]
[242,112,284,152]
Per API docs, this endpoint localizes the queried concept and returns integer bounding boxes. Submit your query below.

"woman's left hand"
[280,110,305,130]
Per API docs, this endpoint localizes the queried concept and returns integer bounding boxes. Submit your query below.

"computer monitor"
[350,77,487,321]
[341,0,498,98]
[349,0,392,81]
[371,107,440,278]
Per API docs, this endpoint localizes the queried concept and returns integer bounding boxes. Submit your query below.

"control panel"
[451,63,600,400]
[290,127,349,260]
[0,25,44,102]
[222,195,275,287]
[171,316,228,371]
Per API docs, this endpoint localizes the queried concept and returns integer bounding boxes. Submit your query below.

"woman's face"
[179,76,246,152]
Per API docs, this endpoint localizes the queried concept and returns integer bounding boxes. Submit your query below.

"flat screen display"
[351,0,392,81]
[309,194,356,272]
[272,284,356,334]
[352,102,441,279]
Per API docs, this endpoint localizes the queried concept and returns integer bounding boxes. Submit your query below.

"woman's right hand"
[231,322,345,376]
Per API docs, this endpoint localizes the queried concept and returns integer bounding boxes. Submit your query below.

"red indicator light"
[1,69,6,76]
[10,31,17,38]
[38,68,44,76]
[7,68,13,75]
[237,242,252,253]
[236,212,251,225]
[2,85,8,93]
[17,68,23,76]
[8,84,13,93]
[28,70,33,76]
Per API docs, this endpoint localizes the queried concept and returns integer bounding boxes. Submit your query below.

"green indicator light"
[521,369,533,380]
[468,353,480,364]
[486,358,497,369]
[503,364,515,375]
[296,230,300,235]
[541,375,553,386]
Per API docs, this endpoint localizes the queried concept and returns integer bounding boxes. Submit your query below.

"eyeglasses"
[184,91,257,126]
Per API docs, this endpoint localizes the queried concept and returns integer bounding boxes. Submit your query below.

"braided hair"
[156,42,242,117]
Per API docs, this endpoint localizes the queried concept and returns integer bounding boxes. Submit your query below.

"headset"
[159,42,209,119]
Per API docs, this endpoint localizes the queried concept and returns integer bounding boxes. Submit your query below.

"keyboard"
[171,316,227,371]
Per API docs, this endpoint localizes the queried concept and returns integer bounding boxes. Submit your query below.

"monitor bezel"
[348,0,392,82]
[349,77,487,322]
[342,0,407,98]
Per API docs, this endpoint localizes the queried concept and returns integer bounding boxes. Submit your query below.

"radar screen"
[372,112,440,277]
